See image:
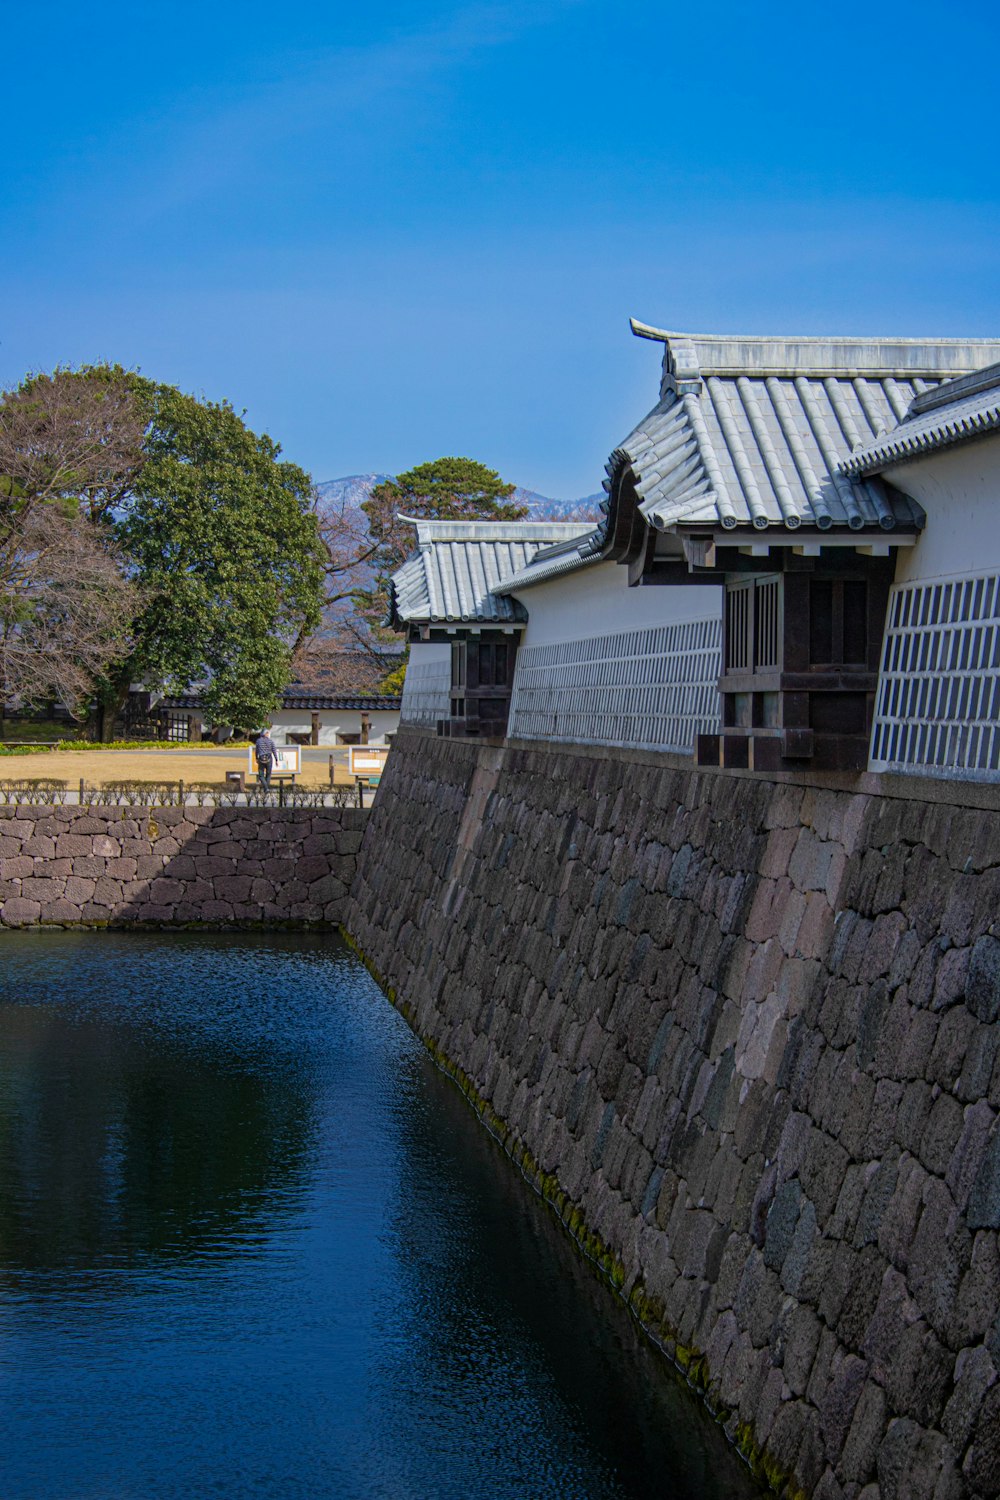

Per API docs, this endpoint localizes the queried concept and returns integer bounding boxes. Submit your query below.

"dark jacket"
[254,734,277,764]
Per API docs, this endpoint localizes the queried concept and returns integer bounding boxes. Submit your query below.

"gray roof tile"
[619,328,1000,533]
[840,361,1000,476]
[389,519,593,625]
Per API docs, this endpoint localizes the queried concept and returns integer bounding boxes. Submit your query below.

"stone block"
[148,878,186,905]
[872,845,907,914]
[819,1350,867,1461]
[193,899,234,922]
[942,1343,996,1452]
[964,1382,1000,1496]
[19,876,65,902]
[859,912,907,983]
[965,1026,1000,1106]
[797,891,836,961]
[789,828,836,892]
[0,856,32,879]
[1,896,41,925]
[896,1079,934,1155]
[908,1178,969,1336]
[21,836,55,858]
[53,832,93,857]
[63,876,96,904]
[967,1119,1000,1230]
[40,898,84,924]
[760,825,799,880]
[93,876,125,909]
[926,1008,974,1091]
[878,1419,962,1500]
[932,945,970,1011]
[919,1092,966,1177]
[967,935,1000,1023]
[946,1100,996,1212]
[839,1378,887,1485]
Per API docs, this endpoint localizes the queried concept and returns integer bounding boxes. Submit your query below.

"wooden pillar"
[360,712,370,745]
[310,712,320,746]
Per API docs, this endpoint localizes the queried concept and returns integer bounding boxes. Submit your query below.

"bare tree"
[0,368,147,525]
[0,507,140,721]
[291,488,401,694]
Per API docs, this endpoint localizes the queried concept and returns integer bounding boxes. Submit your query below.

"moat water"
[0,932,759,1499]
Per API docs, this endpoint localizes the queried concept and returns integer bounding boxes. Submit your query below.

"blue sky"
[3,0,998,496]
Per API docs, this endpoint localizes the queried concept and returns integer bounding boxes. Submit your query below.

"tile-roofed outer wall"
[620,326,1000,533]
[390,521,593,625]
[840,361,1000,476]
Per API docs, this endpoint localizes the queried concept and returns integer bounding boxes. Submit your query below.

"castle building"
[393,328,1000,782]
[388,519,593,738]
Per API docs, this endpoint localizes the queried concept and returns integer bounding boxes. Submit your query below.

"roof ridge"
[402,516,593,535]
[629,320,1000,387]
[909,360,1000,415]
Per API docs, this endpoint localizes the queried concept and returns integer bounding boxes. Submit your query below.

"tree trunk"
[94,672,132,742]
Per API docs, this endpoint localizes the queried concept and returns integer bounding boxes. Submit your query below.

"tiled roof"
[160,691,402,712]
[840,362,1000,476]
[279,692,402,711]
[389,519,594,625]
[494,533,603,593]
[614,326,1000,534]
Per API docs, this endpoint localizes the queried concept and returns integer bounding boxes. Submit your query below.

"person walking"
[254,728,278,792]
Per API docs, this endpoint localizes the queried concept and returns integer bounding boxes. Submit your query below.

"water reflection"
[0,932,760,1500]
[0,1010,311,1275]
[376,1065,757,1499]
[0,936,316,1277]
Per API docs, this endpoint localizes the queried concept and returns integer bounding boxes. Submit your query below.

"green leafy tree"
[358,457,526,629]
[101,377,325,737]
[0,366,325,738]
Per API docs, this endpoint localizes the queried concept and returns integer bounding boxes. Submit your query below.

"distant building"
[389,519,593,737]
[157,690,401,745]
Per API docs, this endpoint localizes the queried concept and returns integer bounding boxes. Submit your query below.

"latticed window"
[870,569,1000,779]
[725,576,780,673]
[507,617,722,753]
[754,578,780,669]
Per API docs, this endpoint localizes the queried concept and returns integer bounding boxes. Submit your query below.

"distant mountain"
[512,486,605,520]
[315,474,393,510]
[316,474,603,522]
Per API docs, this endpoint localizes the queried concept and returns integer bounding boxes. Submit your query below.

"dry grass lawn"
[0,746,354,789]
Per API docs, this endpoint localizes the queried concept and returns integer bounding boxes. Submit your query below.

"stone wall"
[0,804,366,927]
[346,728,1000,1499]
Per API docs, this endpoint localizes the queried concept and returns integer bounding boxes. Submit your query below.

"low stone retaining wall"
[0,805,367,927]
[347,728,1000,1500]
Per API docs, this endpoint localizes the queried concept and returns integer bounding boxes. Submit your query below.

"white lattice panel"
[870,569,1000,779]
[508,618,721,752]
[400,658,451,727]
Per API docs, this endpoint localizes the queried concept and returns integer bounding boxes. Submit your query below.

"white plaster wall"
[887,442,1000,585]
[508,561,723,752]
[400,642,452,727]
[868,437,1000,780]
[268,709,399,746]
[513,559,722,649]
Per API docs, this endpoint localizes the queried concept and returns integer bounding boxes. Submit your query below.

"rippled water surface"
[0,932,758,1499]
